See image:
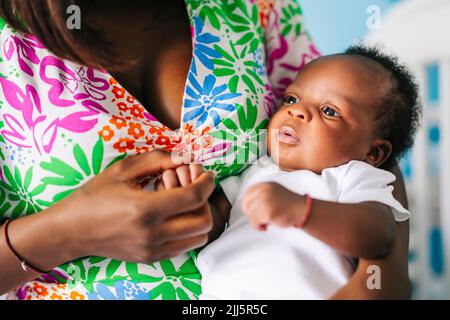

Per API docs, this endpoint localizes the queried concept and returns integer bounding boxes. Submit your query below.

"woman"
[0,0,411,299]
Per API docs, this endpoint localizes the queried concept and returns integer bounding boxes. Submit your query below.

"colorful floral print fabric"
[0,0,319,300]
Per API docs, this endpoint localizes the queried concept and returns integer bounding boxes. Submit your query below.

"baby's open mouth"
[278,125,300,145]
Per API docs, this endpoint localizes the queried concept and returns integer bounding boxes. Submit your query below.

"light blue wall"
[299,0,400,55]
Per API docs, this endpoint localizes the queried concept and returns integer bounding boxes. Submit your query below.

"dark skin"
[240,56,398,259]
[162,55,412,298]
[0,0,411,298]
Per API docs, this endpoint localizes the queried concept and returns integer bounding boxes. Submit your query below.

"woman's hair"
[0,0,124,70]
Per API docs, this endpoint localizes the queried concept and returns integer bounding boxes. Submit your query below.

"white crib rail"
[410,60,450,299]
[439,59,450,295]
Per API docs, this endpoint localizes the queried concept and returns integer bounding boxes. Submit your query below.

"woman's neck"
[88,0,193,129]
[91,0,191,103]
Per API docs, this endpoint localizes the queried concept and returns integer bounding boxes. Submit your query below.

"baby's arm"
[243,182,396,260]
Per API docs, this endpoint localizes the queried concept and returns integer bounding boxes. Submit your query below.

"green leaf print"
[92,137,104,175]
[280,2,303,37]
[40,137,126,202]
[0,165,47,218]
[150,282,177,300]
[106,260,122,279]
[0,187,12,219]
[218,0,263,54]
[199,6,221,30]
[124,262,162,284]
[212,41,264,94]
[0,120,5,146]
[176,287,190,300]
[73,144,91,176]
[207,98,268,179]
[143,258,203,300]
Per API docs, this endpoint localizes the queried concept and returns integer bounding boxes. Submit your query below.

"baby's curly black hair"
[344,45,422,169]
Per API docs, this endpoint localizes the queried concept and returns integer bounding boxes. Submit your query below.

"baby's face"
[268,55,391,173]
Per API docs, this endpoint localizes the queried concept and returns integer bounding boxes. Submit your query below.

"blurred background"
[299,0,449,299]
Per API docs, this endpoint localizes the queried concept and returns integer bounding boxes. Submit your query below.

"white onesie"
[196,156,409,300]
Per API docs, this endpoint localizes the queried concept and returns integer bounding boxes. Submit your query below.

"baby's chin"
[268,148,303,172]
[268,147,325,173]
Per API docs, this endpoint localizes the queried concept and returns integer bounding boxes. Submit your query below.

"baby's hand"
[242,182,305,231]
[156,163,205,189]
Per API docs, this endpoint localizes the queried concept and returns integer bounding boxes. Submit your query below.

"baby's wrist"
[294,194,313,228]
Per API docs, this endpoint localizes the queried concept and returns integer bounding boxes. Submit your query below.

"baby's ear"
[366,139,393,168]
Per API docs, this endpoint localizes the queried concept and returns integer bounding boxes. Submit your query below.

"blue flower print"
[193,16,222,70]
[87,281,151,300]
[183,73,241,128]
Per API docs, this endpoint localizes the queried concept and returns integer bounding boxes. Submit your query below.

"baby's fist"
[242,182,304,230]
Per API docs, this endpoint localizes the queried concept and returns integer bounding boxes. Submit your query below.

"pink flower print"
[264,8,288,77]
[0,76,100,154]
[273,43,320,100]
[40,56,109,114]
[3,34,45,77]
[61,66,110,102]
[263,83,277,117]
[0,77,46,151]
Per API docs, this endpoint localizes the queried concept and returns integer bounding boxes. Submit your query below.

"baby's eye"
[321,106,340,118]
[283,95,298,105]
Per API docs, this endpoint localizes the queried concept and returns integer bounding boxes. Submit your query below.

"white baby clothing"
[196,156,409,300]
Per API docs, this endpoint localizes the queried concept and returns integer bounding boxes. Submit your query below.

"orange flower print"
[110,115,127,130]
[149,125,166,136]
[127,95,136,104]
[155,135,175,147]
[50,293,63,300]
[117,102,129,112]
[33,282,49,298]
[99,125,115,142]
[109,77,118,85]
[257,0,274,28]
[130,104,145,119]
[112,85,126,99]
[128,123,145,139]
[70,291,86,300]
[113,138,135,153]
[136,146,150,154]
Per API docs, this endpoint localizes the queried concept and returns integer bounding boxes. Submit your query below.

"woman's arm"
[331,166,411,299]
[0,151,215,294]
[0,201,82,293]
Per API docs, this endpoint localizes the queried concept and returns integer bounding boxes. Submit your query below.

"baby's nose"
[288,108,308,121]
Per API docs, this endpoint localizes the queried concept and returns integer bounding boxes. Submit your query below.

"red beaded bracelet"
[2,220,50,275]
[295,194,313,228]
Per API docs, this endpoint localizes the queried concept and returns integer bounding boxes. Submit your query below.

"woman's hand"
[58,150,215,263]
[1,150,216,293]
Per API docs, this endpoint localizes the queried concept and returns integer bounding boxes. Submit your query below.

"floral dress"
[0,0,319,300]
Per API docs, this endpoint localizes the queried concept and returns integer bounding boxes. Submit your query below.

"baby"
[158,45,421,299]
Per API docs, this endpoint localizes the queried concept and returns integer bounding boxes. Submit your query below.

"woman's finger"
[155,205,212,244]
[137,171,215,219]
[119,150,178,181]
[162,170,179,189]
